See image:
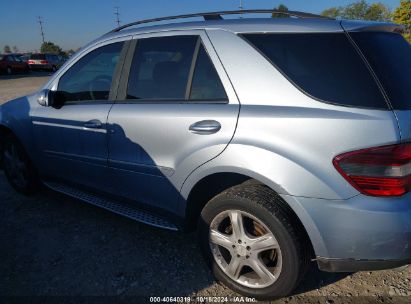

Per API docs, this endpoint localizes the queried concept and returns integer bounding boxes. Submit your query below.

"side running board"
[44,182,179,231]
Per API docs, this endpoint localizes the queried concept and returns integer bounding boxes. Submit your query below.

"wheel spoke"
[226,256,244,280]
[249,233,279,253]
[210,229,234,250]
[248,257,276,284]
[229,211,246,240]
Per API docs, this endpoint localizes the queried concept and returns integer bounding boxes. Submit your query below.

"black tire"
[198,183,309,300]
[51,65,57,72]
[2,134,40,195]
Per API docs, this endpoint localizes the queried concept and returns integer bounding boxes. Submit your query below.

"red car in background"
[0,54,29,74]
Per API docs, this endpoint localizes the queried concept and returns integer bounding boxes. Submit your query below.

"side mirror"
[37,89,54,107]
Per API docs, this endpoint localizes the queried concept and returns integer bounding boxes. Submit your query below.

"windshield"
[350,32,411,110]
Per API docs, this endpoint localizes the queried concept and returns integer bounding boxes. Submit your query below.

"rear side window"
[189,45,227,101]
[350,32,411,110]
[31,54,45,60]
[127,36,197,100]
[243,33,388,109]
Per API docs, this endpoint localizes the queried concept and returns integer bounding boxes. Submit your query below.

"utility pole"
[38,16,45,44]
[239,0,244,18]
[114,7,121,26]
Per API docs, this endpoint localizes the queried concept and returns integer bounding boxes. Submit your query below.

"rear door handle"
[84,119,103,129]
[189,120,221,135]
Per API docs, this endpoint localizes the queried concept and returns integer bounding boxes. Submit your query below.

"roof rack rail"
[107,9,332,34]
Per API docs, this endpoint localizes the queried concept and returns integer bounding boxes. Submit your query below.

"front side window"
[58,42,123,102]
[243,33,388,109]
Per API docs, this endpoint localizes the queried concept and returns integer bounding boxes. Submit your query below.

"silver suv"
[0,10,410,300]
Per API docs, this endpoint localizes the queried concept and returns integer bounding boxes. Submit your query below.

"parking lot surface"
[0,74,410,303]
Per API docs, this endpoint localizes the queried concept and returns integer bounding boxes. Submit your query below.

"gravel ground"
[0,74,410,303]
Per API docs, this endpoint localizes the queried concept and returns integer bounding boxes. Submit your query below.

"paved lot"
[0,74,410,303]
[0,72,51,103]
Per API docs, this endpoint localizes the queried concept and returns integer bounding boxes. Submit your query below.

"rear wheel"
[2,135,39,195]
[199,183,309,300]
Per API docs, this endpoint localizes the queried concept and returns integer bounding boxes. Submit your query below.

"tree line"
[275,0,410,42]
[3,41,77,57]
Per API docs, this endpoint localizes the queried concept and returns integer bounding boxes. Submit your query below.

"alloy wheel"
[209,210,282,289]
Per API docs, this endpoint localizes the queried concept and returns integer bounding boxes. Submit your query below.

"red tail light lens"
[40,60,48,64]
[28,60,35,64]
[333,143,411,196]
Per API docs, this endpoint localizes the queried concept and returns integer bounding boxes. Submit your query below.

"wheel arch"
[184,171,317,259]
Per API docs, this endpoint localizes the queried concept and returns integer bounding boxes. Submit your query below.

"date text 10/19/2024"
[150,296,258,303]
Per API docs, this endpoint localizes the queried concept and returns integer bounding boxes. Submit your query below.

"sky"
[0,0,401,52]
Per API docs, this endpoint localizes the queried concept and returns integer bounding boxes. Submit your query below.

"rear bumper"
[317,256,411,272]
[282,193,411,272]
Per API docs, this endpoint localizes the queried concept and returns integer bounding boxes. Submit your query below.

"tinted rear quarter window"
[243,33,388,109]
[350,32,411,110]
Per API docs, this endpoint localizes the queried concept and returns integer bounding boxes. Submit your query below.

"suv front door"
[32,41,127,191]
[107,31,239,216]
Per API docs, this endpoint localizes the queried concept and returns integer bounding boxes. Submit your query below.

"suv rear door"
[106,31,239,215]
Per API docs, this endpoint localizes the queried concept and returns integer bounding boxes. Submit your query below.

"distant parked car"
[16,54,30,63]
[0,54,29,74]
[28,53,64,72]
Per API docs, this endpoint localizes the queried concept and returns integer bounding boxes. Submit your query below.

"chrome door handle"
[189,120,221,135]
[84,119,103,129]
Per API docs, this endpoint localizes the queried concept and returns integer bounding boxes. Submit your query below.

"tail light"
[40,60,48,64]
[333,143,411,197]
[28,60,35,64]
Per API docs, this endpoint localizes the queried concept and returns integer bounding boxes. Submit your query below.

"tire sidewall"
[199,191,301,299]
[2,135,38,195]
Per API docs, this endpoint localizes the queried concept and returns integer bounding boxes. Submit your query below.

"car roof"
[100,17,400,41]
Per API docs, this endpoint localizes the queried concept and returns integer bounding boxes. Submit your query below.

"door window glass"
[127,36,197,100]
[58,42,123,102]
